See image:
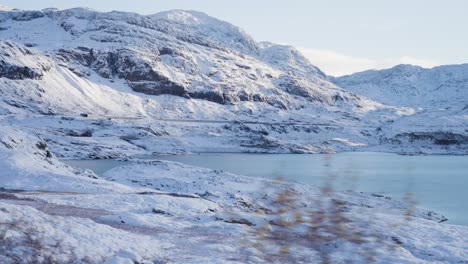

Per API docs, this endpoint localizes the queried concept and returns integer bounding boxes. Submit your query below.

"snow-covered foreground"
[1,125,468,263]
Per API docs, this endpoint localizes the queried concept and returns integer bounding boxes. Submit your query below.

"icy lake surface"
[64,152,468,225]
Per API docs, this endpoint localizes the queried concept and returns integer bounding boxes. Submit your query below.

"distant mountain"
[0,4,11,11]
[333,64,468,110]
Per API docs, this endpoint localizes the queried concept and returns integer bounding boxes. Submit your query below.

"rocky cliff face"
[0,41,51,80]
[0,8,370,111]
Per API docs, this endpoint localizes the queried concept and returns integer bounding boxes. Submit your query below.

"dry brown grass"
[247,179,412,263]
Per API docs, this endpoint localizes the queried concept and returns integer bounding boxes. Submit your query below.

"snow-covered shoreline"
[1,125,468,263]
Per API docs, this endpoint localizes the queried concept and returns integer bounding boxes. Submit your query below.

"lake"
[63,152,468,225]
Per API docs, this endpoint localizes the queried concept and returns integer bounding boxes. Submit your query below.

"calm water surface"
[64,152,468,225]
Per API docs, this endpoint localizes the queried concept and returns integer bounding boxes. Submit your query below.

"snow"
[334,63,468,110]
[0,7,463,155]
[150,10,259,54]
[0,6,467,263]
[0,134,467,262]
[0,202,168,264]
[0,125,141,193]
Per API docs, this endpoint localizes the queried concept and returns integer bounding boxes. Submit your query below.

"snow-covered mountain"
[333,64,468,110]
[0,7,466,155]
[0,4,11,11]
[0,8,364,110]
[332,64,468,153]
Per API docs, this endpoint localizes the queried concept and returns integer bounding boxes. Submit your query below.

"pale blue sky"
[2,0,467,75]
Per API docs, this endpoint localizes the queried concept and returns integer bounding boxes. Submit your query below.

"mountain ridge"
[0,7,466,155]
[0,7,382,112]
[333,63,468,109]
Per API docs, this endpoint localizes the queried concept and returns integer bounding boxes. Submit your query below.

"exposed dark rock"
[289,145,312,154]
[35,142,48,150]
[57,48,94,67]
[216,217,255,226]
[141,127,169,137]
[58,48,189,97]
[130,80,187,96]
[0,140,13,150]
[391,132,468,145]
[267,99,288,110]
[237,91,251,101]
[152,208,173,216]
[241,135,282,149]
[11,11,45,21]
[159,47,182,56]
[277,75,324,103]
[236,91,267,102]
[0,61,44,80]
[252,94,266,102]
[34,141,53,159]
[24,43,37,48]
[59,21,74,32]
[88,151,123,160]
[391,236,403,245]
[333,94,345,103]
[235,63,251,70]
[188,91,225,104]
[435,139,460,145]
[2,99,27,109]
[280,79,309,98]
[54,46,317,107]
[55,47,314,106]
[64,129,93,137]
[120,135,140,142]
[438,217,448,223]
[0,191,35,201]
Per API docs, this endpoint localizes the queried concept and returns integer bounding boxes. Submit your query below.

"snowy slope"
[150,9,259,55]
[333,64,468,154]
[334,64,468,110]
[0,8,385,114]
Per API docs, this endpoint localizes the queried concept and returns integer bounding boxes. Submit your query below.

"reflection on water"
[64,152,468,225]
